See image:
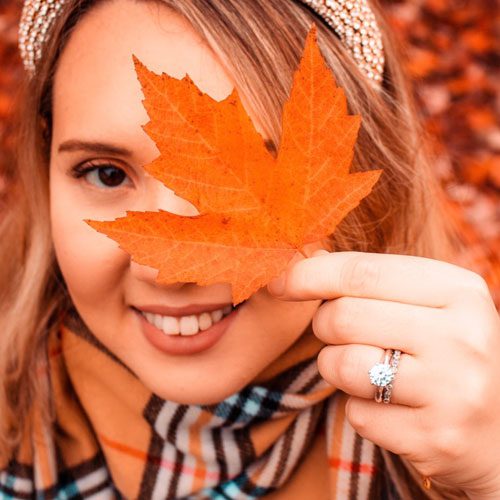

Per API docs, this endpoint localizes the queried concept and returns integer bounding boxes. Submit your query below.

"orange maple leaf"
[86,25,382,305]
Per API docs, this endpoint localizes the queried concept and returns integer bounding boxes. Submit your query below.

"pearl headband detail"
[18,0,65,75]
[18,0,384,85]
[299,0,384,84]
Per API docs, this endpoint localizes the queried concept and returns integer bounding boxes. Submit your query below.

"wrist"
[464,486,500,500]
[460,465,500,500]
[465,493,500,500]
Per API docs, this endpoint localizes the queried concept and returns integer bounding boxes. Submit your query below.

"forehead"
[52,0,233,145]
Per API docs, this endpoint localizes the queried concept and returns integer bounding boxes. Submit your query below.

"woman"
[1,0,499,498]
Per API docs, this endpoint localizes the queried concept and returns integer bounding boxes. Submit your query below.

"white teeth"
[211,309,223,323]
[154,314,163,330]
[198,312,212,331]
[179,315,199,336]
[140,305,233,336]
[162,315,179,335]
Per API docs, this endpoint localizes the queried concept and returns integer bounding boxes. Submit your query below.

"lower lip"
[134,306,241,355]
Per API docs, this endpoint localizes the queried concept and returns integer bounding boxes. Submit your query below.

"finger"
[318,345,428,407]
[313,296,445,355]
[268,251,484,307]
[344,396,424,458]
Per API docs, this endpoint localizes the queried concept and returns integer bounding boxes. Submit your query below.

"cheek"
[249,290,322,353]
[50,180,129,308]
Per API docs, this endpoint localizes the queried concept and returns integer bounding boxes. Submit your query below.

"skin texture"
[268,250,500,499]
[49,0,500,496]
[49,0,324,406]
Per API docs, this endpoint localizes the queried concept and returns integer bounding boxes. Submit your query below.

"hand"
[267,250,500,499]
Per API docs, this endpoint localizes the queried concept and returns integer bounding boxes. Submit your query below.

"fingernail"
[268,271,286,296]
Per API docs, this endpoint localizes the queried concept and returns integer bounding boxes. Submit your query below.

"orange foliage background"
[0,0,498,303]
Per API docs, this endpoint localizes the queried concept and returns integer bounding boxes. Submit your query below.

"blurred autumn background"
[0,0,499,304]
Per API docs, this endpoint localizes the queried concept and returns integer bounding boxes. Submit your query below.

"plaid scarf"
[1,311,462,499]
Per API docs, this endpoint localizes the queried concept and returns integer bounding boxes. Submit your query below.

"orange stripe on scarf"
[98,433,220,480]
[329,458,377,475]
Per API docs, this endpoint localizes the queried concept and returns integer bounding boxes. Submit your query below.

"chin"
[139,369,251,406]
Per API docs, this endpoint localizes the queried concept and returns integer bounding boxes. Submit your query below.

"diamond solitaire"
[368,362,395,387]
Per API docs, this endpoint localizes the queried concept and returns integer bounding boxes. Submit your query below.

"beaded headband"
[18,0,384,85]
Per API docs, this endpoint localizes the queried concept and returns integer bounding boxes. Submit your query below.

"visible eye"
[71,161,132,189]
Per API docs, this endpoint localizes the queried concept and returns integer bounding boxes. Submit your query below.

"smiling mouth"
[132,301,244,337]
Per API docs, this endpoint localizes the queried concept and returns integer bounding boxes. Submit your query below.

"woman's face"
[50,0,323,404]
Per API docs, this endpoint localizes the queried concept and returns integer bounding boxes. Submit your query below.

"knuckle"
[431,426,465,460]
[341,257,380,295]
[453,312,493,360]
[461,370,490,414]
[464,334,490,362]
[461,271,491,300]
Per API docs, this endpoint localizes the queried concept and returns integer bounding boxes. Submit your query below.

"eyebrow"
[58,139,133,157]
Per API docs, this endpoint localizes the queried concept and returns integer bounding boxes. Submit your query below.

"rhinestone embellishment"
[18,0,385,87]
[18,0,66,74]
[368,362,395,387]
[298,0,385,86]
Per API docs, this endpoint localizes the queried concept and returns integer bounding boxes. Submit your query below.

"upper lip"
[133,302,233,317]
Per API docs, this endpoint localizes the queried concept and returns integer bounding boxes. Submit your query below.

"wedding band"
[368,348,395,403]
[382,349,401,404]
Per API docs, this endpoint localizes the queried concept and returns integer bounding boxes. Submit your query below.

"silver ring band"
[382,349,401,404]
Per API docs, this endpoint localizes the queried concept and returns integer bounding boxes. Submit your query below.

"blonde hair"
[0,0,459,463]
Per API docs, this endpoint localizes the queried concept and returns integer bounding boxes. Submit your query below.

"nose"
[146,176,200,216]
[130,259,158,281]
[129,175,197,289]
[130,260,185,290]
